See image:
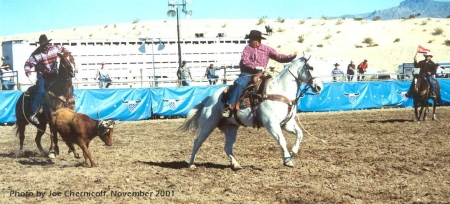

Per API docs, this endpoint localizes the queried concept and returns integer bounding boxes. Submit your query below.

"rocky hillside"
[340,0,450,20]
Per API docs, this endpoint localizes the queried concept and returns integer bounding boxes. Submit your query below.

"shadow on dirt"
[136,160,229,169]
[367,119,413,123]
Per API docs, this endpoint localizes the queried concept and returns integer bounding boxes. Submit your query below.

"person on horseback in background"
[414,52,437,97]
[222,30,296,117]
[24,34,72,124]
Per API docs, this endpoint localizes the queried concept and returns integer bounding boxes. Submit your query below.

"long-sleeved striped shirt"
[24,45,69,73]
[240,44,295,74]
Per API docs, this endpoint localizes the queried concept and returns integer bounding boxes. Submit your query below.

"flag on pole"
[417,45,430,53]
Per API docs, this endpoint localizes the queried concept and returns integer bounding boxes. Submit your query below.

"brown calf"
[51,108,115,167]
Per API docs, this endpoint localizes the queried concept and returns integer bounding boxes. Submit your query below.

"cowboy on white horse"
[222,30,297,118]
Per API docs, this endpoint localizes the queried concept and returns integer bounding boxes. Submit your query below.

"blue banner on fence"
[74,88,152,121]
[0,80,448,123]
[0,90,22,123]
[149,86,226,116]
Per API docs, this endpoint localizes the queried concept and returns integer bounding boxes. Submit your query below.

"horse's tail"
[14,92,28,137]
[178,96,210,132]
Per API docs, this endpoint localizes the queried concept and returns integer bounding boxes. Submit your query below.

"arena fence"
[0,80,448,123]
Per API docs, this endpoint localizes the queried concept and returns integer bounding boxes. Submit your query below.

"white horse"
[179,54,323,170]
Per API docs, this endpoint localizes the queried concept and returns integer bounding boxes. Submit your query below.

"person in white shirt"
[0,64,15,90]
[435,63,444,78]
[96,62,112,88]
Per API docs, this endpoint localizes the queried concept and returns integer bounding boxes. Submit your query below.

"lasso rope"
[296,114,326,143]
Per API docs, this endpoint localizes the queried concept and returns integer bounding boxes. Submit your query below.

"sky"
[0,0,442,36]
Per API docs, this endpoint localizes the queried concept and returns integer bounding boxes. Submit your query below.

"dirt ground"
[0,107,449,203]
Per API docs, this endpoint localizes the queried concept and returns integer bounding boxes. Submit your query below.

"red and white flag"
[417,45,430,53]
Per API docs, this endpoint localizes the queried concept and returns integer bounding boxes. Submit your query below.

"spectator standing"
[435,63,443,78]
[347,61,355,81]
[1,64,15,90]
[177,60,194,86]
[203,63,220,85]
[331,63,344,82]
[97,62,112,89]
[357,59,368,81]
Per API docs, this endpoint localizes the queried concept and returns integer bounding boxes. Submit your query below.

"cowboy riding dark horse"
[15,34,76,157]
[410,52,441,122]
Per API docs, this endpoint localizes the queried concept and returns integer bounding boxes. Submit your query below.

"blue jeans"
[181,79,190,86]
[226,72,252,106]
[1,80,15,90]
[207,75,219,85]
[426,75,435,93]
[31,74,46,114]
[99,77,112,88]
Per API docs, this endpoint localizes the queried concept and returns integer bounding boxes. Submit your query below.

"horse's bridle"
[287,56,315,103]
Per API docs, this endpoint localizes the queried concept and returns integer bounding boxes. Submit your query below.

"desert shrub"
[104,25,108,28]
[353,17,363,21]
[432,27,444,35]
[408,15,415,19]
[114,24,117,28]
[306,47,312,52]
[298,20,305,25]
[447,15,450,18]
[307,17,311,19]
[320,16,328,20]
[73,28,76,31]
[336,20,344,25]
[445,40,450,46]
[277,17,285,23]
[362,37,374,44]
[89,33,93,37]
[336,31,341,34]
[421,21,427,25]
[368,43,379,47]
[373,16,381,21]
[133,25,136,30]
[316,44,323,47]
[257,16,266,25]
[132,19,140,24]
[277,28,285,32]
[355,45,363,48]
[394,38,400,43]
[277,45,281,48]
[297,35,305,43]
[324,34,332,40]
[222,24,227,28]
[428,39,435,43]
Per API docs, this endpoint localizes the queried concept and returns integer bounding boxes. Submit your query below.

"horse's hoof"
[189,165,196,169]
[284,161,294,167]
[48,152,56,159]
[232,164,243,171]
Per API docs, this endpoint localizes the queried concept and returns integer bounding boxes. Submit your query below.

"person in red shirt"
[24,34,71,124]
[222,30,296,117]
[357,59,368,81]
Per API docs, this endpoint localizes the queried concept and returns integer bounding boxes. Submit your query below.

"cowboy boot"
[222,105,234,118]
[29,112,40,125]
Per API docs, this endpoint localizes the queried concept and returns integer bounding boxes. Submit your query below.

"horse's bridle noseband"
[287,56,315,102]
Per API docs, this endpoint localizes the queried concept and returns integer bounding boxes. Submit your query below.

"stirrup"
[29,115,40,125]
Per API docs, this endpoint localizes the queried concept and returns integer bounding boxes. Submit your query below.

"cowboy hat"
[244,30,266,40]
[334,63,340,66]
[37,34,52,45]
[423,52,433,57]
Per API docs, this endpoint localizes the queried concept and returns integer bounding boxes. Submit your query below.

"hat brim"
[36,39,52,45]
[245,35,266,40]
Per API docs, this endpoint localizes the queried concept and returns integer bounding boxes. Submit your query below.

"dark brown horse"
[412,74,441,122]
[14,52,76,157]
